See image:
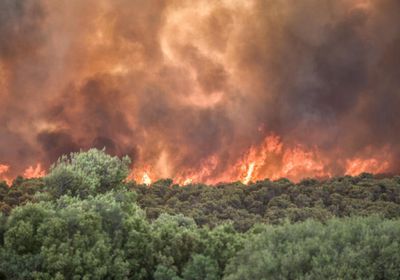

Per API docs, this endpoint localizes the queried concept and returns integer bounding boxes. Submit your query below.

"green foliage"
[224,217,400,280]
[200,223,245,277]
[134,175,400,231]
[0,178,44,215]
[151,214,203,274]
[182,254,220,280]
[45,149,131,198]
[154,265,182,280]
[0,192,152,279]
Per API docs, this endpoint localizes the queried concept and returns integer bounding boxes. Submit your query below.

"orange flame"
[142,172,152,185]
[182,178,193,185]
[128,167,154,185]
[126,134,392,185]
[345,158,390,176]
[23,163,46,179]
[0,164,11,185]
[0,164,9,174]
[242,161,256,184]
[2,135,394,186]
[233,135,330,184]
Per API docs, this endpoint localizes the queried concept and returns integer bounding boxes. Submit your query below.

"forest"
[0,149,400,279]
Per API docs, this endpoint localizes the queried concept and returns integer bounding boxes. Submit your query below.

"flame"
[230,135,331,184]
[128,166,154,185]
[0,136,393,186]
[0,0,397,187]
[183,178,193,185]
[345,158,390,176]
[142,172,152,186]
[241,162,255,184]
[0,164,11,185]
[0,164,9,174]
[125,134,392,185]
[174,155,220,185]
[281,148,328,180]
[23,163,46,179]
[1,163,46,185]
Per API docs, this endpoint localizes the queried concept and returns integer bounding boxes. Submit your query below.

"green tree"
[0,192,152,279]
[182,254,219,280]
[45,149,131,198]
[151,214,203,275]
[154,265,182,280]
[224,217,400,280]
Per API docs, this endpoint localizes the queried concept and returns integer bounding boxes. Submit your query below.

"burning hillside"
[0,0,399,184]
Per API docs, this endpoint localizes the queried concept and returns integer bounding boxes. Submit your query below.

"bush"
[0,192,152,279]
[45,149,131,198]
[224,217,400,279]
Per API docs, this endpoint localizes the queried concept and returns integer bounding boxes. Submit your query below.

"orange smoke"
[0,0,399,184]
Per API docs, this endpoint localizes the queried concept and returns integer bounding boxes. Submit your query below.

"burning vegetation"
[1,0,400,184]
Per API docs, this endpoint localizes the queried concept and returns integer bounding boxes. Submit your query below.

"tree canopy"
[44,148,131,198]
[0,149,400,279]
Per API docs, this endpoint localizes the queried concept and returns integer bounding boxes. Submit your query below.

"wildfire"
[0,0,398,187]
[0,164,11,185]
[241,162,255,185]
[128,166,154,185]
[23,163,46,179]
[183,178,193,185]
[0,164,9,174]
[1,163,46,185]
[124,134,391,186]
[0,137,393,187]
[142,172,152,186]
[230,135,331,184]
[345,158,390,176]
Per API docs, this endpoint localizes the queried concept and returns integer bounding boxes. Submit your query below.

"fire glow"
[0,135,392,186]
[0,163,45,185]
[124,135,388,185]
[0,0,399,185]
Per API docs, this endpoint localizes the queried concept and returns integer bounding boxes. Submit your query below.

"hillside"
[1,150,400,279]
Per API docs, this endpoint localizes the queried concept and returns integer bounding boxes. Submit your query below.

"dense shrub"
[224,217,400,279]
[134,176,400,231]
[45,149,131,198]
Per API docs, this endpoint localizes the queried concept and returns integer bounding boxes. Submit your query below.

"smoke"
[0,0,399,182]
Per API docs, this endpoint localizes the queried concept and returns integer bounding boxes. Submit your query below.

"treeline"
[0,149,400,279]
[134,175,400,231]
[2,168,400,232]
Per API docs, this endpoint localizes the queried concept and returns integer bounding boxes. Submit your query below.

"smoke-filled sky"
[0,0,399,183]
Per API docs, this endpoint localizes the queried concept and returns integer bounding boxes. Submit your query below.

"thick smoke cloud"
[0,0,399,181]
